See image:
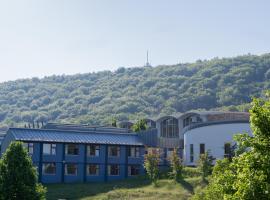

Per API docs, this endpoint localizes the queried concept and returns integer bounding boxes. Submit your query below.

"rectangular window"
[128,165,140,176]
[42,163,56,175]
[128,147,140,158]
[65,163,78,175]
[108,164,120,176]
[86,164,99,176]
[190,144,194,162]
[65,144,79,155]
[24,142,34,154]
[200,143,205,154]
[108,146,120,157]
[87,144,100,157]
[224,143,231,158]
[43,143,56,155]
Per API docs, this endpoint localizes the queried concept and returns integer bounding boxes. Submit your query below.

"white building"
[136,111,251,166]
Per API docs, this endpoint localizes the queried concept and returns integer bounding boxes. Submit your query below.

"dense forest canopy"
[0,53,270,127]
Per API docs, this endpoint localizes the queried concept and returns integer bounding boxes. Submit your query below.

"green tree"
[197,151,215,181]
[0,142,46,200]
[111,117,117,127]
[169,148,183,181]
[144,150,160,185]
[193,93,270,199]
[132,119,147,132]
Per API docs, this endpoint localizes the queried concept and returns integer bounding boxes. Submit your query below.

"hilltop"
[0,53,269,127]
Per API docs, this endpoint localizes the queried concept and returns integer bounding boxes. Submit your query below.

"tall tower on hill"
[145,50,152,67]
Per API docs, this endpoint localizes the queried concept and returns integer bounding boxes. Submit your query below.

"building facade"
[0,111,252,183]
[1,126,145,183]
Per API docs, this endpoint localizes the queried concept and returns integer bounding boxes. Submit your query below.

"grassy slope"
[46,177,205,200]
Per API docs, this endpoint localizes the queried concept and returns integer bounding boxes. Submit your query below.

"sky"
[0,0,270,83]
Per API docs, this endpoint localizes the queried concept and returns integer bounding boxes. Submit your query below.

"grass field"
[46,176,205,200]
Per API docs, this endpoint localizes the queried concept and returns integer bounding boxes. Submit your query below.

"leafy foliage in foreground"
[0,142,46,200]
[0,53,270,127]
[192,94,270,200]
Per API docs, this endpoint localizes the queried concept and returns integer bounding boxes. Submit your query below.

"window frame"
[128,165,140,176]
[42,162,56,175]
[200,143,205,154]
[65,144,79,156]
[24,142,34,154]
[108,146,120,157]
[108,164,120,176]
[224,143,231,158]
[128,146,140,158]
[43,143,57,155]
[86,164,100,176]
[87,144,100,157]
[65,163,78,176]
[190,144,194,163]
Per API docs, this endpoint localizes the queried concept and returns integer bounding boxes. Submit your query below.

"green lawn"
[46,176,204,200]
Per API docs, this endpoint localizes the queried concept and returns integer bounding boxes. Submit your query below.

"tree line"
[0,53,269,127]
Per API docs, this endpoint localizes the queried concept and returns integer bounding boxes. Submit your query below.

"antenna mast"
[145,50,151,67]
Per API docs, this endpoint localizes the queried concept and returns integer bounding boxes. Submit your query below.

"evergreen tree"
[169,148,183,181]
[0,142,46,200]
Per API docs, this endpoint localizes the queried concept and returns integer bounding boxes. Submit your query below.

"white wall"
[183,123,252,166]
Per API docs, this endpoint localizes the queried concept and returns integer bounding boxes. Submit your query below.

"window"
[43,143,56,155]
[65,144,79,155]
[86,164,99,176]
[108,164,120,176]
[108,146,120,157]
[23,143,34,154]
[128,146,140,158]
[42,163,56,175]
[224,143,231,158]
[160,117,179,138]
[128,165,140,176]
[87,144,100,157]
[183,117,192,128]
[190,144,194,162]
[200,143,205,154]
[65,163,78,175]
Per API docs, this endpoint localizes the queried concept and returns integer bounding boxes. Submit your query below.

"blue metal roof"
[8,128,144,146]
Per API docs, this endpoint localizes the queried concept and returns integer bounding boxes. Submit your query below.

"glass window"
[128,165,140,176]
[200,143,205,154]
[160,117,179,138]
[190,144,194,162]
[65,163,78,175]
[42,163,56,175]
[224,143,231,158]
[23,142,34,154]
[65,144,79,155]
[108,164,120,176]
[87,145,100,157]
[43,143,56,155]
[128,147,140,158]
[108,146,120,157]
[87,164,99,176]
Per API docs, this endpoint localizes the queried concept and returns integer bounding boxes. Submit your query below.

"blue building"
[0,111,251,183]
[0,124,145,183]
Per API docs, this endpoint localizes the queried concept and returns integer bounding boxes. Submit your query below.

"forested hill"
[0,53,270,127]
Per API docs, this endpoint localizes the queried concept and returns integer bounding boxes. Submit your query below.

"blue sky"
[0,0,269,82]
